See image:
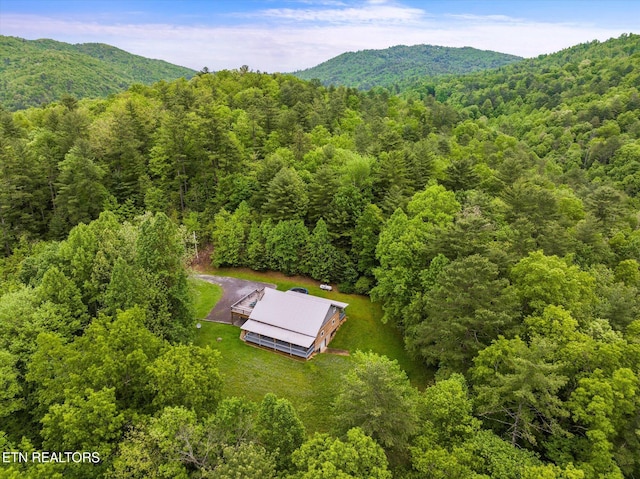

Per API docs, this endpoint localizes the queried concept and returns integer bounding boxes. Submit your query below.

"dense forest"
[0,33,639,478]
[293,44,522,91]
[0,36,196,110]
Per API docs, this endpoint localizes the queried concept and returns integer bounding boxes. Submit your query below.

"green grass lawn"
[194,321,351,432]
[191,267,434,433]
[189,277,223,319]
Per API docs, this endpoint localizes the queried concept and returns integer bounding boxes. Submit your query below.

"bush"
[354,276,373,295]
[337,281,355,294]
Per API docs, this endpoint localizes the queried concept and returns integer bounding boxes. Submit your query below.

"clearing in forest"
[190,268,432,432]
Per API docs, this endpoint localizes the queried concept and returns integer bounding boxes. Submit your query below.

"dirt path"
[325,348,350,356]
[194,274,276,325]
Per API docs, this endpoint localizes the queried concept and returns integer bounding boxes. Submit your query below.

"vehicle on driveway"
[289,287,309,294]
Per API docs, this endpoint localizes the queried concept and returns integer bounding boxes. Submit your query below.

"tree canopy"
[1,32,640,479]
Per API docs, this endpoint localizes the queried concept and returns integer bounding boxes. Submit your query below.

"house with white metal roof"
[236,288,348,359]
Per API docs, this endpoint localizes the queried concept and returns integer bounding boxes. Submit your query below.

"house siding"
[313,309,343,353]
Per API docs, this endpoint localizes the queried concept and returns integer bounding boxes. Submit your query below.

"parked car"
[319,284,332,291]
[289,287,309,294]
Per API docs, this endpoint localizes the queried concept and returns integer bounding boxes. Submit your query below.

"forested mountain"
[0,36,196,110]
[1,33,640,478]
[293,44,522,90]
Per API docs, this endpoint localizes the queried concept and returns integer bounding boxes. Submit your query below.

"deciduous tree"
[41,387,124,458]
[257,393,305,470]
[148,344,223,417]
[292,428,391,479]
[333,351,418,451]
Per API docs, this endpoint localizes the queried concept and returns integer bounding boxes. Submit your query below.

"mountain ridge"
[292,43,523,90]
[0,36,197,110]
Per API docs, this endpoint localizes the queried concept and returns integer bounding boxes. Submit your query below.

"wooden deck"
[230,288,265,323]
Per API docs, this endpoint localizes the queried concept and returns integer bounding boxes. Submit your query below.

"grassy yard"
[194,321,351,432]
[190,268,433,433]
[189,277,224,319]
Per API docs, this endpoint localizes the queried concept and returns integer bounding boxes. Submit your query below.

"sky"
[0,0,638,72]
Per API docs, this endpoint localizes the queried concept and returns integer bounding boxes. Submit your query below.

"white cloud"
[256,1,425,24]
[0,9,631,72]
[447,13,527,23]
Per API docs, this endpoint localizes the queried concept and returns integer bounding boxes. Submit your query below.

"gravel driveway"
[194,274,276,325]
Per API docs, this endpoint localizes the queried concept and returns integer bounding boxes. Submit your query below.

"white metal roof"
[284,290,348,309]
[242,288,348,347]
[242,319,316,348]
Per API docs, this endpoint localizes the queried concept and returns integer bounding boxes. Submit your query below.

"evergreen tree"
[406,255,519,371]
[472,336,569,448]
[263,167,308,221]
[306,165,339,224]
[306,219,341,283]
[351,203,384,278]
[135,213,194,342]
[246,219,273,271]
[211,202,251,267]
[52,140,107,236]
[265,220,309,275]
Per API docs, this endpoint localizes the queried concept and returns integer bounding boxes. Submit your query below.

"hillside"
[420,33,640,110]
[1,33,640,478]
[0,36,196,110]
[292,44,522,90]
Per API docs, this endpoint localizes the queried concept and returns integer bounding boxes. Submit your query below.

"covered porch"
[242,331,315,359]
